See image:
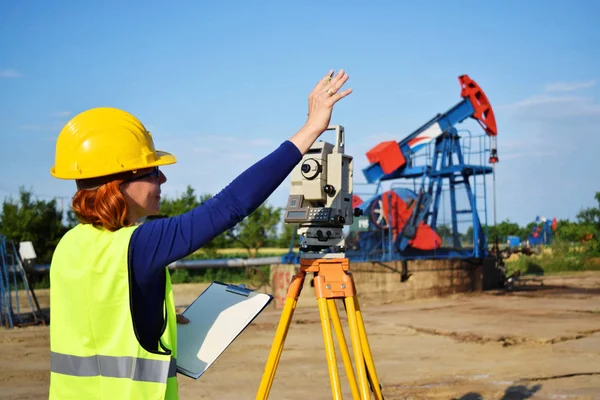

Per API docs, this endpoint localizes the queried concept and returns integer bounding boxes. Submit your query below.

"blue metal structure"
[0,235,39,328]
[345,75,499,262]
[507,235,521,248]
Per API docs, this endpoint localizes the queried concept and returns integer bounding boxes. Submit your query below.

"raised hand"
[305,69,352,134]
[290,69,352,154]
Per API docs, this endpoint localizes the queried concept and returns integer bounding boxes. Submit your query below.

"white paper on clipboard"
[176,281,272,379]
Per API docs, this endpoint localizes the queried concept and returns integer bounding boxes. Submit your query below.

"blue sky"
[1,0,599,227]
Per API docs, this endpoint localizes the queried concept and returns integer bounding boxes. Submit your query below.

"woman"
[48,70,352,399]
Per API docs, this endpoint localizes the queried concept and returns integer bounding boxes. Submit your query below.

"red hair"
[71,180,131,231]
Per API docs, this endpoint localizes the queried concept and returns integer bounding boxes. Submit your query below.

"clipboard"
[176,281,272,379]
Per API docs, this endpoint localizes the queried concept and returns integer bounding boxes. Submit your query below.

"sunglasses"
[126,167,161,182]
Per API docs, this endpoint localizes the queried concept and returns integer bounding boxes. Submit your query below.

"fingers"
[332,87,353,102]
[312,69,349,96]
[325,70,350,97]
[306,68,351,112]
[301,69,352,137]
[328,69,347,88]
[313,69,334,92]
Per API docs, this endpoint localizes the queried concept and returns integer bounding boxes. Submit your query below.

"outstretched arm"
[130,69,352,280]
[127,70,352,349]
[131,139,302,279]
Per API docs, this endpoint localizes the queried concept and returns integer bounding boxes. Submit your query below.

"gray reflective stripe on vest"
[51,352,177,383]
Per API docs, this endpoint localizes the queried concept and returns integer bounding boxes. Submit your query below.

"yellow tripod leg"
[327,299,361,400]
[256,269,306,400]
[256,296,298,400]
[345,296,370,400]
[258,258,383,400]
[353,297,384,400]
[318,297,343,400]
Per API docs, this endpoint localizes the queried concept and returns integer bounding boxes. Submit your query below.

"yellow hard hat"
[50,107,176,179]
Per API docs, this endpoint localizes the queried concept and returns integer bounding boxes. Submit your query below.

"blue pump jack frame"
[425,128,491,258]
[349,96,494,262]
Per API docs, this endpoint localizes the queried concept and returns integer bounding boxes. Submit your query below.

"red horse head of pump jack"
[353,75,498,251]
[459,75,498,163]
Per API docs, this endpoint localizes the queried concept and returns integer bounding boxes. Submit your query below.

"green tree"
[160,185,203,216]
[159,185,229,256]
[462,226,474,244]
[555,219,594,243]
[520,221,537,240]
[568,192,600,248]
[278,223,298,248]
[228,203,282,258]
[496,219,521,241]
[576,192,600,231]
[484,219,521,243]
[0,188,70,263]
[434,224,453,245]
[435,224,452,239]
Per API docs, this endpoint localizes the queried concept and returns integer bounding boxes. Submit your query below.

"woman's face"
[120,167,167,223]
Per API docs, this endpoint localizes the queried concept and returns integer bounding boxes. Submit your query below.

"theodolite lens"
[300,159,321,180]
[333,215,345,224]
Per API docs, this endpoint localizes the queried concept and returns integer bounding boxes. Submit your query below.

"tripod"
[256,257,384,400]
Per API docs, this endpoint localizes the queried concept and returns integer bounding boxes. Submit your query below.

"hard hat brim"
[153,150,177,168]
[50,149,177,180]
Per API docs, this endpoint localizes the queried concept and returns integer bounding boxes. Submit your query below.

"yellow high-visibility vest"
[49,224,179,399]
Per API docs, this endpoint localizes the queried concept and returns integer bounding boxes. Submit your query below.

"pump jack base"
[255,258,384,400]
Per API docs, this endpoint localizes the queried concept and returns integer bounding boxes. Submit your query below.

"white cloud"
[489,81,600,224]
[18,123,63,132]
[198,134,274,148]
[498,135,560,160]
[506,94,586,108]
[19,124,53,132]
[156,132,276,162]
[498,80,600,120]
[362,131,398,143]
[500,150,558,160]
[178,134,275,165]
[500,94,600,118]
[0,69,22,78]
[544,80,596,92]
[54,111,71,117]
[245,138,274,147]
[224,152,256,161]
[18,125,45,131]
[190,146,212,154]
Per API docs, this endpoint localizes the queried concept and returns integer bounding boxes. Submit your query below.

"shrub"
[505,239,598,275]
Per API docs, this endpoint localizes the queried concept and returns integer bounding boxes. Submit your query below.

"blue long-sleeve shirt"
[128,140,301,351]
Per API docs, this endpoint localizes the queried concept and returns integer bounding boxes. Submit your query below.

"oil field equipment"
[0,235,45,328]
[346,75,498,262]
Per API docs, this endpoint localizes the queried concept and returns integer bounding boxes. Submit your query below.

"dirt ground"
[1,272,599,400]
